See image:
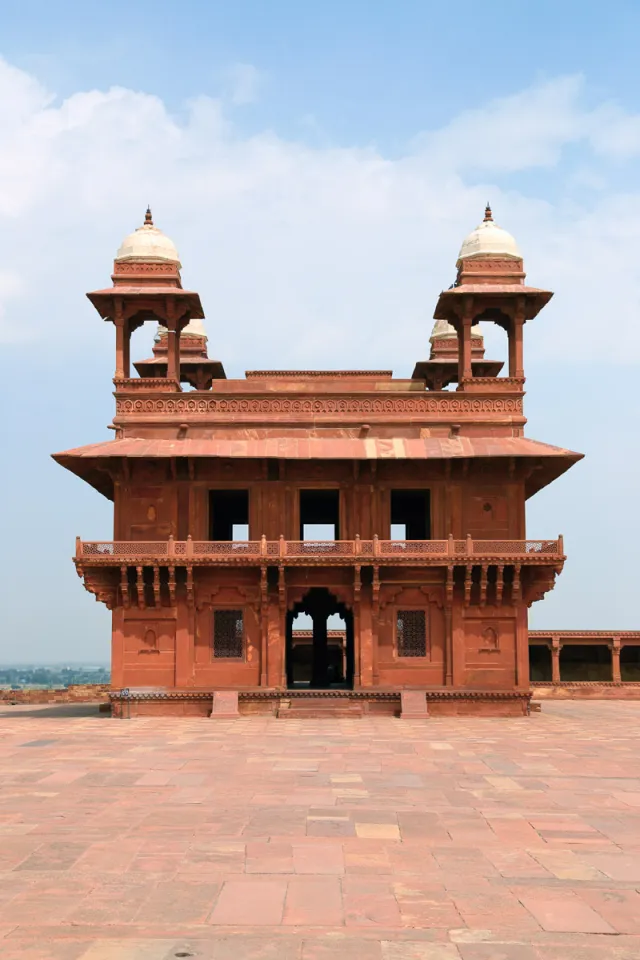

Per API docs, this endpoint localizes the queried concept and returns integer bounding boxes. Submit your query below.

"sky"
[1,0,640,663]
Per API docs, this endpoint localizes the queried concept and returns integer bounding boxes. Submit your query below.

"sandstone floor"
[0,701,639,958]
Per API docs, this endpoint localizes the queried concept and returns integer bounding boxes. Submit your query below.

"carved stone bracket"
[418,586,444,610]
[372,565,381,618]
[479,565,488,607]
[512,563,522,603]
[78,567,118,610]
[464,564,473,608]
[354,564,361,606]
[524,569,557,607]
[120,565,130,608]
[153,566,161,607]
[445,564,454,607]
[186,565,194,608]
[496,564,504,606]
[135,566,145,610]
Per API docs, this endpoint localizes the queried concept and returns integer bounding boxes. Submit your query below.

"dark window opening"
[299,489,340,541]
[397,610,428,658]
[213,609,244,659]
[529,644,552,681]
[559,644,611,682]
[390,490,430,540]
[621,645,640,681]
[209,490,249,541]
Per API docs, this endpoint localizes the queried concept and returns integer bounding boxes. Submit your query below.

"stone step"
[277,698,364,719]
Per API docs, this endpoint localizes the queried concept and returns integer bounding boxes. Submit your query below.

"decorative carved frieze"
[245,370,393,378]
[114,378,181,393]
[115,394,523,418]
[112,261,179,276]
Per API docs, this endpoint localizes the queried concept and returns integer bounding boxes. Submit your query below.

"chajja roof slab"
[53,434,583,500]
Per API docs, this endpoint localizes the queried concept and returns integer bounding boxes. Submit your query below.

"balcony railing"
[76,535,563,564]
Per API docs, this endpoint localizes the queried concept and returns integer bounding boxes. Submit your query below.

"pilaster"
[551,636,562,684]
[111,606,125,689]
[175,598,193,687]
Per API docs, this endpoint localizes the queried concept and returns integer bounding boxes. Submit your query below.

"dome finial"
[144,206,153,226]
[484,202,493,223]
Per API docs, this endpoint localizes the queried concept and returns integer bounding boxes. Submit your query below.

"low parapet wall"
[0,684,110,705]
[532,682,640,700]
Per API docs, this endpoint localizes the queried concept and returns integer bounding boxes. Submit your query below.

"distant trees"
[0,666,110,689]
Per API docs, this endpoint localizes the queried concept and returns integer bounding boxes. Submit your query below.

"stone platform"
[109,688,531,718]
[0,701,639,958]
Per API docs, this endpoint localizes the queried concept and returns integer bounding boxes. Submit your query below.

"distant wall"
[0,684,110,704]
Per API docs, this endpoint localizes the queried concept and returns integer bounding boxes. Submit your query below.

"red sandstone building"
[54,206,585,716]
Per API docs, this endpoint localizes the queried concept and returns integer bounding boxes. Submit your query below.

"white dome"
[116,209,181,264]
[156,318,207,339]
[430,319,482,341]
[458,206,521,261]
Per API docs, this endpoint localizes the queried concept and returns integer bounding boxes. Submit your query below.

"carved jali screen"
[396,610,428,658]
[213,610,244,659]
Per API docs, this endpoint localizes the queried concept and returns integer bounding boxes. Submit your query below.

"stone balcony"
[75,535,564,568]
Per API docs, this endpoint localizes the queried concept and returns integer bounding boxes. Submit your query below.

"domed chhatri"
[115,207,181,265]
[457,203,521,262]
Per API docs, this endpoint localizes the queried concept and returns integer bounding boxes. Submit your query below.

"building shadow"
[0,702,109,719]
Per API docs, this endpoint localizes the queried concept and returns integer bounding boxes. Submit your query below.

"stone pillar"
[508,312,525,378]
[551,636,561,684]
[114,303,130,379]
[612,638,622,683]
[444,605,453,686]
[266,596,283,688]
[166,300,181,384]
[451,603,465,687]
[310,610,328,688]
[111,607,125,689]
[259,570,269,687]
[346,612,356,687]
[359,595,374,687]
[515,604,529,690]
[175,598,193,688]
[457,310,473,384]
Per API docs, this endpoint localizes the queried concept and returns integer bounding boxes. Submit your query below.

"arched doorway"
[286,588,354,690]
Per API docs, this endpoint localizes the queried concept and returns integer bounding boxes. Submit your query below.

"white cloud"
[1,58,640,367]
[227,62,264,105]
[417,75,587,173]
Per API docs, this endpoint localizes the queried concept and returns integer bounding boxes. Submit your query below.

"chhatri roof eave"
[86,287,205,320]
[434,285,553,321]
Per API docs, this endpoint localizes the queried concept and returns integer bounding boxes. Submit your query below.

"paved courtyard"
[0,702,640,959]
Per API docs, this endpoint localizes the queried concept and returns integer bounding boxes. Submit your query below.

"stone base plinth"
[400,691,429,718]
[210,691,240,718]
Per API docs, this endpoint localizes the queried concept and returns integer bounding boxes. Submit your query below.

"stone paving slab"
[1,700,640,957]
